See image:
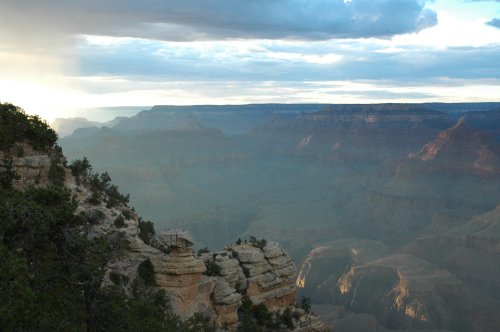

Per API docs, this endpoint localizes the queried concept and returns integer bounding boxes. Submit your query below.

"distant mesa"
[51,117,102,137]
[51,116,124,137]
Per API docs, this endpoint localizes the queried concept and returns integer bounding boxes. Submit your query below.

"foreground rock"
[192,240,330,330]
[151,230,241,329]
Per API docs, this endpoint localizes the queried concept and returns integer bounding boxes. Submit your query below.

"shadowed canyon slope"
[58,103,500,331]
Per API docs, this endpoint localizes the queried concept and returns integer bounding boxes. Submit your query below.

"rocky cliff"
[148,234,330,330]
[0,104,328,331]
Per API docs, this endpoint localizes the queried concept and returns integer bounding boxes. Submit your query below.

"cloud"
[74,38,500,83]
[487,18,500,28]
[0,0,437,42]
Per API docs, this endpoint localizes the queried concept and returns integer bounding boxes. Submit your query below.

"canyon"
[57,103,500,331]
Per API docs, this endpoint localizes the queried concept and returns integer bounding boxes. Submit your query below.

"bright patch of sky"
[0,0,498,121]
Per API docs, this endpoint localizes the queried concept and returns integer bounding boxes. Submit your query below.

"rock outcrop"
[149,235,329,331]
[230,242,297,310]
[150,243,214,319]
[150,230,242,329]
[195,240,333,331]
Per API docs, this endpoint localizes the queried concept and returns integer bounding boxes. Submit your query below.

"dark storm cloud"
[1,0,437,41]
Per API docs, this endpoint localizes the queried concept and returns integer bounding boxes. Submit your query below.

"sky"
[0,0,499,122]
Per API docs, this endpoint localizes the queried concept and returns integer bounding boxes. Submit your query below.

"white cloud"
[263,52,343,64]
[390,11,500,48]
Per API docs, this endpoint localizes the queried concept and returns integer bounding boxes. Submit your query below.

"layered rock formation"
[188,240,300,325]
[148,234,329,331]
[231,242,297,310]
[409,117,500,175]
[150,230,242,329]
[151,242,214,318]
[203,240,330,331]
[251,105,451,165]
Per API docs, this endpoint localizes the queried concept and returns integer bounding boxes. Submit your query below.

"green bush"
[138,219,156,245]
[82,209,105,225]
[197,247,210,256]
[256,239,267,250]
[114,215,126,228]
[0,103,58,151]
[69,157,92,185]
[300,296,311,314]
[122,209,132,220]
[237,296,262,332]
[83,170,129,208]
[86,191,102,205]
[15,145,24,157]
[203,260,222,277]
[138,259,155,287]
[248,236,267,250]
[109,271,129,286]
[105,184,130,208]
[235,282,246,295]
[252,303,272,327]
[0,157,19,189]
[48,158,65,186]
[188,313,217,332]
[281,307,294,329]
[0,245,37,330]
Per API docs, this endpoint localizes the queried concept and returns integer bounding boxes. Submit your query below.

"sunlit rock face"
[409,117,500,175]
